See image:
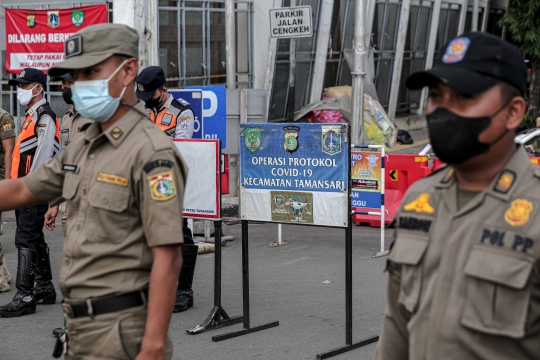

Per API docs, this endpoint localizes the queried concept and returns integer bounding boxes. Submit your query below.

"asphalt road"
[0,210,391,360]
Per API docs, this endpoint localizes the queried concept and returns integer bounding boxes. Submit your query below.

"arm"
[44,205,59,231]
[175,109,195,139]
[2,137,15,179]
[0,178,42,212]
[30,115,56,172]
[136,245,182,359]
[373,261,410,360]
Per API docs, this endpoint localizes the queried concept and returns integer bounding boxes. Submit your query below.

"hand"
[44,206,59,231]
[135,343,165,360]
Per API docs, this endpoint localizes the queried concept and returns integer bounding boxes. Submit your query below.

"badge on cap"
[137,83,145,92]
[65,36,82,58]
[19,70,25,78]
[443,37,470,64]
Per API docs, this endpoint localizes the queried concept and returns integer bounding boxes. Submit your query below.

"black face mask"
[145,93,163,110]
[62,87,73,105]
[427,103,509,165]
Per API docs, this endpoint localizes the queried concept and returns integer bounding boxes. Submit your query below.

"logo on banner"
[27,12,36,28]
[321,126,342,155]
[72,10,84,27]
[48,11,60,28]
[367,154,378,167]
[283,126,300,154]
[244,126,262,153]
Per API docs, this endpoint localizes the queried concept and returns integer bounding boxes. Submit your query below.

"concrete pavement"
[0,210,391,360]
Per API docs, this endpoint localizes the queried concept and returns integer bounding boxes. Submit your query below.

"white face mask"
[17,84,41,106]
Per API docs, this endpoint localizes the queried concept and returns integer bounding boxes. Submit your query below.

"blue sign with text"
[186,86,227,148]
[240,123,348,192]
[168,89,204,139]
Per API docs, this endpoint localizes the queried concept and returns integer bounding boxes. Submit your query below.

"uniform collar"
[84,101,147,148]
[158,94,174,111]
[26,98,46,117]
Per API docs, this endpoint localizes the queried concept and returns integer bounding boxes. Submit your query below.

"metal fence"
[157,0,254,89]
[0,0,112,132]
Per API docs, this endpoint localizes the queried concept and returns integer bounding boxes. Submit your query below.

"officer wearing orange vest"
[0,68,60,317]
[136,66,198,313]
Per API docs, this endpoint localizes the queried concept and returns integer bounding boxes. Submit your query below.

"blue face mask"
[71,60,128,123]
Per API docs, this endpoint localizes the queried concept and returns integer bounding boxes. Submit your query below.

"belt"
[61,290,148,319]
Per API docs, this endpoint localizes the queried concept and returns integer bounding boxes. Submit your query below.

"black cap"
[9,68,47,87]
[136,66,166,101]
[52,73,73,82]
[406,32,527,96]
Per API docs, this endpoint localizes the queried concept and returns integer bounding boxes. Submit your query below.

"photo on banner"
[5,5,108,73]
[351,151,382,209]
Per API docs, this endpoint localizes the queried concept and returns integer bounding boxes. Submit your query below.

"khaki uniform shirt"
[24,102,188,301]
[0,109,16,180]
[375,147,540,360]
[60,107,92,147]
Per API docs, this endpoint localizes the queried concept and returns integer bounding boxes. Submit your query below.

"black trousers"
[14,202,49,251]
[183,219,194,245]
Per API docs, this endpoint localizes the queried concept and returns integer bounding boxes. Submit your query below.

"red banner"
[5,5,108,74]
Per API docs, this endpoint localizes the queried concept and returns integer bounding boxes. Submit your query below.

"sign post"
[203,123,379,359]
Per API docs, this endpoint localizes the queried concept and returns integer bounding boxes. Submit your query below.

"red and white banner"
[5,5,108,74]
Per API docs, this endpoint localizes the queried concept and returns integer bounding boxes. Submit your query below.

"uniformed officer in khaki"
[374,32,540,360]
[0,23,186,359]
[44,73,92,236]
[0,108,15,292]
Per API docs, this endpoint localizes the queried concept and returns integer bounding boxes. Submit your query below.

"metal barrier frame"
[351,144,387,256]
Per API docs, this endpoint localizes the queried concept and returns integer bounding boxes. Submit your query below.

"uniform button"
[146,125,153,129]
[64,258,70,265]
[102,198,109,204]
[76,224,81,231]
[89,153,95,159]
[82,189,87,195]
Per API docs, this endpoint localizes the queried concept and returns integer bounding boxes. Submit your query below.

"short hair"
[500,81,523,104]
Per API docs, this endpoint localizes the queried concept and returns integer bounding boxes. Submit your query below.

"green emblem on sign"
[244,126,262,153]
[27,13,36,28]
[283,126,300,154]
[72,10,84,27]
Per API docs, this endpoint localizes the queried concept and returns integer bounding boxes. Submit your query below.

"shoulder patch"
[147,171,177,201]
[143,159,174,173]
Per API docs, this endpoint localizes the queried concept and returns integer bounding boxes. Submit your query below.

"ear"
[505,96,527,131]
[163,86,168,93]
[122,58,139,87]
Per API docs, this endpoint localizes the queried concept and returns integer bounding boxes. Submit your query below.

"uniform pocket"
[389,233,429,313]
[461,245,533,338]
[62,174,80,201]
[87,185,130,243]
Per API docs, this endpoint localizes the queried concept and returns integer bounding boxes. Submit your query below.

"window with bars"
[157,0,254,89]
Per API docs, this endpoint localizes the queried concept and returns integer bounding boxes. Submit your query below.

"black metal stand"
[315,197,379,358]
[187,220,243,335]
[212,220,280,341]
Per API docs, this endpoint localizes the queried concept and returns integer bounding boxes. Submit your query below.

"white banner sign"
[173,139,221,220]
[269,6,312,39]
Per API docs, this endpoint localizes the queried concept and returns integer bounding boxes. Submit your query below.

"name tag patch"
[147,171,176,201]
[97,173,129,187]
[479,227,536,255]
[398,216,432,233]
[62,164,79,173]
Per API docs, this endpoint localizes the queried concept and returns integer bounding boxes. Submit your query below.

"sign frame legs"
[187,220,244,334]
[212,220,280,341]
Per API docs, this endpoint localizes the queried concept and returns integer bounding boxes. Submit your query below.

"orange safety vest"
[11,103,60,179]
[147,98,191,137]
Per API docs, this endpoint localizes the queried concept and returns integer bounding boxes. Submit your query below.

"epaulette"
[78,123,92,132]
[142,123,169,152]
